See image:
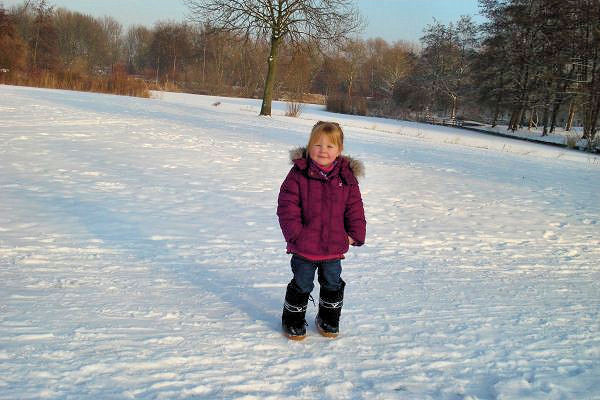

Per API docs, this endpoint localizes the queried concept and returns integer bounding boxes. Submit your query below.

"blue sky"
[358,0,483,43]
[2,0,483,44]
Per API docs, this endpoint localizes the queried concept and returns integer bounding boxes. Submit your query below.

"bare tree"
[337,39,366,100]
[0,5,28,73]
[149,22,194,85]
[378,41,415,97]
[185,0,362,116]
[124,25,152,74]
[30,0,58,71]
[278,42,318,98]
[420,16,479,121]
[101,16,123,70]
[54,9,110,73]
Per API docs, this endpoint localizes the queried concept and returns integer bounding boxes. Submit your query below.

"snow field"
[1,85,599,399]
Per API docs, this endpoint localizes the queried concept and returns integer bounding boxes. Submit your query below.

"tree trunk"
[508,107,519,131]
[518,106,526,129]
[32,26,40,71]
[550,99,561,133]
[509,106,525,131]
[566,100,575,131]
[584,108,592,146]
[492,94,502,127]
[584,55,600,149]
[450,95,457,121]
[492,106,500,128]
[260,36,281,116]
[542,104,549,136]
[155,55,160,85]
[550,77,567,133]
[172,53,177,85]
[202,41,206,84]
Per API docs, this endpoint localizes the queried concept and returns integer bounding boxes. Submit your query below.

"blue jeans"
[290,255,342,294]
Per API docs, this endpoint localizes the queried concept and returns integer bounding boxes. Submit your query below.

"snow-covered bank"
[154,90,600,165]
[1,85,599,399]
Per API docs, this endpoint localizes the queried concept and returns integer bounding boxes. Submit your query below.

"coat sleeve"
[344,182,366,246]
[277,169,304,244]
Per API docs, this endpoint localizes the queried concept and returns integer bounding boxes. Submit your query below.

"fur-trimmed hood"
[288,146,365,179]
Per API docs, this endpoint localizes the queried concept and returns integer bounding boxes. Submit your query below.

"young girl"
[277,121,366,340]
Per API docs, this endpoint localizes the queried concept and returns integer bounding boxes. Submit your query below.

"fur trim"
[289,147,306,162]
[345,155,365,178]
[289,147,365,178]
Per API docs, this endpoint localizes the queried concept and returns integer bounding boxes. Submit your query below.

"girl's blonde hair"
[307,121,344,151]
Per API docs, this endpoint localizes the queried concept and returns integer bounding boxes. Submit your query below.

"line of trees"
[185,0,363,115]
[1,0,598,148]
[476,0,600,147]
[395,0,599,150]
[0,0,149,96]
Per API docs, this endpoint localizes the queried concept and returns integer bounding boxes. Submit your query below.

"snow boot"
[315,280,345,338]
[281,280,310,340]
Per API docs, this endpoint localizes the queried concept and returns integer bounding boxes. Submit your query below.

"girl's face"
[309,134,341,167]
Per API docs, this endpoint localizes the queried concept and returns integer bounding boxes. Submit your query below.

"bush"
[326,95,367,116]
[565,133,580,149]
[3,70,150,98]
[285,101,303,117]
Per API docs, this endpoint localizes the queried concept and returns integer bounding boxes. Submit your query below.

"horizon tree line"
[1,0,598,148]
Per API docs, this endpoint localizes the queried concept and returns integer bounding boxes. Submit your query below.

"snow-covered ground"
[1,84,599,399]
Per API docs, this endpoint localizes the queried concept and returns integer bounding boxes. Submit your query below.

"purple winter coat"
[277,147,366,257]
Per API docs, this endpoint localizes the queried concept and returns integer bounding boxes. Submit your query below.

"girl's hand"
[348,236,355,245]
